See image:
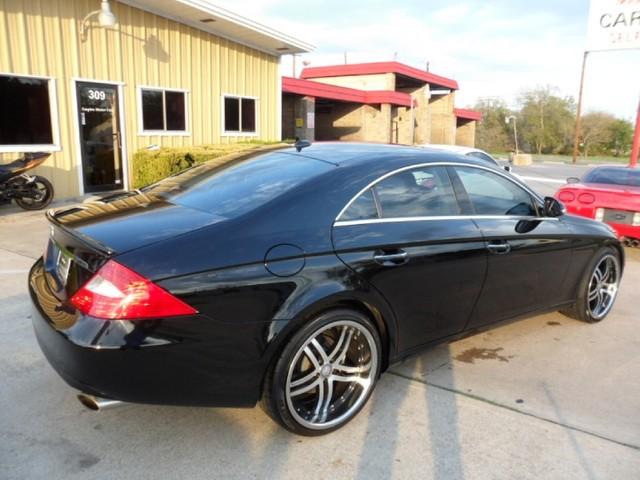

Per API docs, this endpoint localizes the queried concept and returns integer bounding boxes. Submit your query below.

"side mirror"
[566,177,580,184]
[503,165,512,172]
[544,196,565,217]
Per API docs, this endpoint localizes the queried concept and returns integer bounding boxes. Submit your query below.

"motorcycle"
[0,152,54,210]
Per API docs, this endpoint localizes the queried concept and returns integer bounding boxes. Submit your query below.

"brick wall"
[315,102,393,143]
[310,73,395,91]
[429,92,456,144]
[455,119,476,147]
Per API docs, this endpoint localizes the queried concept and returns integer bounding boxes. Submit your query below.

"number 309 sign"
[87,89,106,101]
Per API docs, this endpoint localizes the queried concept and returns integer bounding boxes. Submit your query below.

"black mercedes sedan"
[29,142,624,435]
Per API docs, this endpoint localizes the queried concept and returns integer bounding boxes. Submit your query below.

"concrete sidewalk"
[0,207,639,480]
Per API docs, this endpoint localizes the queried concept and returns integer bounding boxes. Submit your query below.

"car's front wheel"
[262,309,381,435]
[561,246,622,323]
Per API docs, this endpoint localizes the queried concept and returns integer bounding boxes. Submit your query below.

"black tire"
[560,246,621,323]
[15,176,54,210]
[262,309,382,436]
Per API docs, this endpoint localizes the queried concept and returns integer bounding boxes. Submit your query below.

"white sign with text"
[586,0,640,51]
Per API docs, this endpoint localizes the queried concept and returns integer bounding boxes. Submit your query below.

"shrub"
[131,142,284,189]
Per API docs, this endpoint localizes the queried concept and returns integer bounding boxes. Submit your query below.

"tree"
[473,98,514,153]
[608,118,634,156]
[580,111,616,157]
[517,86,576,155]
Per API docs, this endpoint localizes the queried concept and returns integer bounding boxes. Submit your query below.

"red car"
[555,166,640,244]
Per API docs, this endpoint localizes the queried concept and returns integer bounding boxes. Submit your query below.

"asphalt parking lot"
[1,164,639,479]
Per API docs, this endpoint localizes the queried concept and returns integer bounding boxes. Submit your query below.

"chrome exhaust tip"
[77,393,123,411]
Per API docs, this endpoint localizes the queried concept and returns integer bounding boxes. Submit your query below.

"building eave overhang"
[300,61,458,90]
[119,0,314,56]
[282,77,415,107]
[454,108,482,121]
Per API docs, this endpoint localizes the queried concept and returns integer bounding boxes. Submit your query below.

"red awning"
[454,108,482,121]
[300,61,458,90]
[282,77,414,107]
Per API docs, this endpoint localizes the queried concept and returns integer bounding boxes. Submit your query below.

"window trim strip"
[334,161,544,222]
[334,215,559,228]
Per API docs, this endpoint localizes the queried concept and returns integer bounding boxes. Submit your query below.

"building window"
[223,95,257,134]
[0,74,59,151]
[139,87,188,135]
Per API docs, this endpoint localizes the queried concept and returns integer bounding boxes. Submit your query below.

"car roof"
[417,144,481,155]
[279,141,471,167]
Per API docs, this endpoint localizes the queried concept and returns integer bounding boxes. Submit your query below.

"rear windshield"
[583,168,640,187]
[143,151,333,218]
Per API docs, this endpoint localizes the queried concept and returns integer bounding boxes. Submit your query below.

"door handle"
[487,241,511,255]
[374,250,409,266]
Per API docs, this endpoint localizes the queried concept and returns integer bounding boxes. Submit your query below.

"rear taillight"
[70,260,197,320]
[558,190,575,202]
[578,193,596,204]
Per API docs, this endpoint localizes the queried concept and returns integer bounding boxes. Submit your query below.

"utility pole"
[631,96,640,168]
[505,116,519,154]
[572,51,589,164]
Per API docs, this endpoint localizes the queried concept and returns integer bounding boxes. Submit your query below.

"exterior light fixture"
[81,0,118,41]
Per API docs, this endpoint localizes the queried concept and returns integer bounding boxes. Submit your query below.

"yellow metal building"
[0,0,311,197]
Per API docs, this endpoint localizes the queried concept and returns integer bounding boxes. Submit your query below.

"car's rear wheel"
[262,309,381,435]
[561,247,621,323]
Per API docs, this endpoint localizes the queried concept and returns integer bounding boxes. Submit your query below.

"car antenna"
[294,138,311,152]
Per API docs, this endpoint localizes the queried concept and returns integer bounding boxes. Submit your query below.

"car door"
[448,165,573,329]
[332,165,487,353]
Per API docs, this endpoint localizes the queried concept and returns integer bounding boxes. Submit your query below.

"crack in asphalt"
[388,370,640,452]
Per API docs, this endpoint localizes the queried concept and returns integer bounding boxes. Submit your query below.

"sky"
[216,0,640,120]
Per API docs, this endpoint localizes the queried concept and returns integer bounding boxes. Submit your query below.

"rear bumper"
[610,223,640,241]
[564,206,639,240]
[29,258,267,407]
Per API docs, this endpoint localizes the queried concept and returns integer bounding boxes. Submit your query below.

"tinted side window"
[154,152,332,218]
[374,166,460,218]
[455,166,536,216]
[340,189,378,221]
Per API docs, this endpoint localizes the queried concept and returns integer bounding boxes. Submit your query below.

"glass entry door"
[76,82,123,193]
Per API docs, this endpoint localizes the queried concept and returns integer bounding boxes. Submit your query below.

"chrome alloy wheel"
[285,319,378,430]
[587,254,620,320]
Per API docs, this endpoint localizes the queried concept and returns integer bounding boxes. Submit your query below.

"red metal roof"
[300,61,459,90]
[282,77,414,107]
[454,108,482,121]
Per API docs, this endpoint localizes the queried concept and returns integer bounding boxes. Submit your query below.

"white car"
[419,144,512,173]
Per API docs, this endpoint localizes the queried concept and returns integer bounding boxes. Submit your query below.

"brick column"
[455,120,476,147]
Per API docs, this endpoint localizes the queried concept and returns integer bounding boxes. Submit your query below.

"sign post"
[631,97,640,168]
[572,52,589,164]
[573,0,640,164]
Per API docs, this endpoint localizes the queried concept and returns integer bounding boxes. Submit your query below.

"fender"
[266,254,399,371]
